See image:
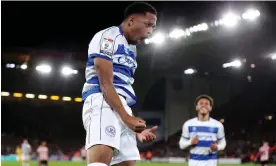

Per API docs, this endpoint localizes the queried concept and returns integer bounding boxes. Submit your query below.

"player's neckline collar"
[197,117,210,122]
[118,25,123,36]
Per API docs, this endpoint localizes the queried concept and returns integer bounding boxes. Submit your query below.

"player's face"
[128,12,157,44]
[196,98,212,115]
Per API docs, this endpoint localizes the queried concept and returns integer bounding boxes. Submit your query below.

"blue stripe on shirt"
[190,153,217,160]
[90,53,112,61]
[86,55,133,78]
[114,44,136,61]
[87,76,129,85]
[196,140,214,147]
[82,85,137,106]
[188,126,218,134]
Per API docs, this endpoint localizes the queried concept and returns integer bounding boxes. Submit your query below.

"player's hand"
[137,126,158,143]
[210,143,218,151]
[122,114,146,133]
[191,136,199,145]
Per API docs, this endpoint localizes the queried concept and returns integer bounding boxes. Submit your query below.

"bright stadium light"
[21,64,28,70]
[50,95,59,101]
[13,93,23,98]
[242,9,260,21]
[74,97,82,102]
[25,93,35,99]
[62,96,72,101]
[184,68,196,75]
[1,92,10,96]
[38,94,47,99]
[222,59,242,68]
[221,12,241,28]
[36,64,52,74]
[199,23,209,31]
[169,28,185,39]
[151,33,165,44]
[271,53,276,60]
[144,38,150,44]
[61,66,78,76]
[185,30,191,36]
[6,63,15,68]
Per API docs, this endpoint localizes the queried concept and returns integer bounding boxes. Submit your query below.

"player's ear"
[128,16,135,26]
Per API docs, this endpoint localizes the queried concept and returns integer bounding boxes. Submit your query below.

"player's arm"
[255,151,261,160]
[179,122,194,149]
[91,33,145,132]
[213,124,226,151]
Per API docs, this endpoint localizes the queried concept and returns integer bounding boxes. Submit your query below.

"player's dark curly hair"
[124,2,157,20]
[194,94,214,107]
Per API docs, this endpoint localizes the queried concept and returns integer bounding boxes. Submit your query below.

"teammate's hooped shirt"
[82,26,138,106]
[180,118,225,166]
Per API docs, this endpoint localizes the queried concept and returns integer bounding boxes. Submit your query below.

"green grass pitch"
[1,161,276,166]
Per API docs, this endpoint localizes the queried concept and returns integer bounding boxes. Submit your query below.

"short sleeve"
[217,123,225,140]
[181,122,190,140]
[88,30,118,62]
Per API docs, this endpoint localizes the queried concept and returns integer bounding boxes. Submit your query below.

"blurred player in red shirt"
[255,141,276,166]
[37,141,49,166]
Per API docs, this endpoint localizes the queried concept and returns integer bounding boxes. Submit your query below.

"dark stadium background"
[1,1,276,164]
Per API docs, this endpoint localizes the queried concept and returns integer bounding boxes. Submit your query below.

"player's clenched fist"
[191,136,199,145]
[122,115,146,133]
[210,143,218,151]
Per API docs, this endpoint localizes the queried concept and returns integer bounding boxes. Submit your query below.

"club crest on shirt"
[100,38,114,56]
[105,125,116,137]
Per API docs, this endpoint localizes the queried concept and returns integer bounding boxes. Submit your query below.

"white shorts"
[82,93,140,165]
[189,159,218,166]
[22,154,30,161]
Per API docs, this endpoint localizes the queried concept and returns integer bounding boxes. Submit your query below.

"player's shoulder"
[95,26,122,39]
[183,117,197,126]
[210,118,224,127]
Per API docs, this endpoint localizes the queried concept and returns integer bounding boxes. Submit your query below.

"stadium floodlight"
[271,53,276,60]
[185,29,191,36]
[21,64,28,70]
[25,93,35,99]
[169,28,185,39]
[151,33,165,44]
[184,68,196,75]
[242,9,260,21]
[6,63,15,68]
[38,94,47,99]
[74,97,82,102]
[62,96,72,101]
[36,64,52,74]
[13,93,23,98]
[61,66,78,76]
[222,59,242,68]
[1,92,10,96]
[144,39,150,44]
[50,95,59,101]
[190,23,209,32]
[221,12,241,28]
[199,23,209,31]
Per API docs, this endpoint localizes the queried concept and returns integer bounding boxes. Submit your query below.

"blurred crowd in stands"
[2,128,276,163]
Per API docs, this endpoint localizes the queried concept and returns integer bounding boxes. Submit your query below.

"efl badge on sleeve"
[100,38,114,56]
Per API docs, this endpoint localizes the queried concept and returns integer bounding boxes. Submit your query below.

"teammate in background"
[81,146,87,162]
[21,139,32,166]
[16,145,22,162]
[82,2,158,166]
[179,95,227,166]
[37,141,49,166]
